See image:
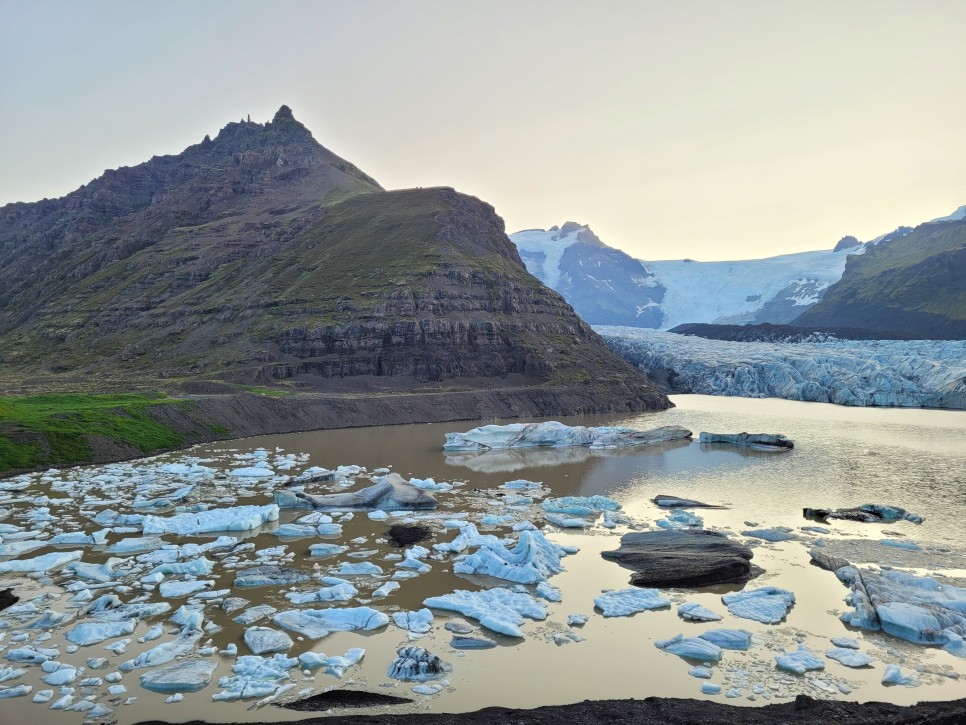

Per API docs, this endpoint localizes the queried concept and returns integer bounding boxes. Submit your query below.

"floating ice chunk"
[142,504,279,535]
[831,636,860,649]
[424,588,546,638]
[826,647,874,667]
[106,537,164,554]
[82,594,170,622]
[316,523,343,536]
[655,634,723,662]
[274,474,436,511]
[165,693,183,703]
[595,588,670,617]
[545,513,590,528]
[453,529,567,584]
[159,580,212,598]
[502,480,542,490]
[701,682,721,694]
[393,609,433,634]
[286,581,358,604]
[689,666,712,679]
[452,635,497,649]
[368,510,388,521]
[699,432,793,451]
[147,558,215,577]
[409,477,452,492]
[0,684,31,698]
[678,603,722,622]
[120,628,201,671]
[65,620,136,646]
[0,666,24,683]
[47,529,111,545]
[230,463,275,478]
[412,684,443,695]
[698,629,753,650]
[722,587,795,624]
[880,539,922,551]
[32,689,53,702]
[776,645,825,674]
[542,496,621,516]
[140,659,216,693]
[40,662,77,686]
[535,582,562,602]
[298,647,365,677]
[0,550,81,574]
[272,607,389,639]
[244,626,293,655]
[273,524,317,538]
[234,565,309,588]
[387,646,451,682]
[882,664,919,686]
[568,613,588,626]
[372,582,400,598]
[308,543,347,557]
[333,562,383,576]
[443,422,691,451]
[233,605,278,626]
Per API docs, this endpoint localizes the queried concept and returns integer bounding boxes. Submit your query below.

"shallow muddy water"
[0,395,964,724]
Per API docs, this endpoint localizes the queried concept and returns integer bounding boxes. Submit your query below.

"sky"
[1,0,964,261]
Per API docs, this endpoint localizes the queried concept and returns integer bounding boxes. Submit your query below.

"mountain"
[510,224,864,329]
[0,107,668,415]
[793,218,966,339]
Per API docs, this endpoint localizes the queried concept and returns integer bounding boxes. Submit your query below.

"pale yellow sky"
[1,1,963,260]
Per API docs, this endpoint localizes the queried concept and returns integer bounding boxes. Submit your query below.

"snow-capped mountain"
[510,223,865,329]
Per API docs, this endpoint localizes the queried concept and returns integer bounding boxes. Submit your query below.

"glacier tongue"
[599,327,966,409]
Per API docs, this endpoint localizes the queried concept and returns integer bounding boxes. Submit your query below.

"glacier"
[599,327,966,408]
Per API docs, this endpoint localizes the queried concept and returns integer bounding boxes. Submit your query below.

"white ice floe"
[65,620,136,646]
[544,513,591,528]
[244,626,293,655]
[722,587,795,624]
[826,647,874,667]
[285,579,358,604]
[158,580,212,598]
[372,581,400,598]
[443,421,692,451]
[698,629,753,650]
[142,504,279,534]
[424,588,546,638]
[298,647,365,677]
[654,635,722,662]
[453,529,568,584]
[139,659,217,693]
[882,664,919,686]
[594,588,671,617]
[0,551,81,574]
[272,607,389,639]
[393,609,434,634]
[542,496,622,515]
[775,645,825,674]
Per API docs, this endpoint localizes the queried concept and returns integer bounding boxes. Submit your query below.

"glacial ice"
[699,432,793,451]
[544,513,591,528]
[698,629,753,650]
[594,588,671,617]
[298,647,365,677]
[234,565,309,587]
[775,645,825,674]
[722,587,795,624]
[678,603,722,622]
[274,474,437,510]
[286,579,358,604]
[742,527,798,542]
[333,562,384,576]
[158,580,212,598]
[882,664,919,686]
[0,684,31,698]
[599,327,966,409]
[542,496,621,515]
[654,634,723,662]
[142,504,279,534]
[308,543,348,557]
[424,588,547,637]
[0,551,81,574]
[139,659,217,692]
[387,646,451,681]
[826,647,874,667]
[65,620,136,646]
[244,626,293,655]
[443,421,692,451]
[272,607,390,638]
[393,609,434,634]
[453,529,568,584]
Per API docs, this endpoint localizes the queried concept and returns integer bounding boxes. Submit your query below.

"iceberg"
[272,607,389,639]
[158,580,212,598]
[298,647,365,677]
[775,645,824,674]
[0,684,31,698]
[308,543,348,557]
[233,605,278,625]
[286,580,358,604]
[0,551,81,574]
[142,504,279,534]
[139,659,216,693]
[698,629,753,650]
[453,529,568,584]
[882,664,919,686]
[722,587,795,624]
[424,588,546,638]
[594,588,670,617]
[443,421,692,451]
[654,634,723,662]
[244,626,293,655]
[678,603,722,622]
[544,513,591,528]
[393,609,434,634]
[542,496,622,515]
[273,474,436,511]
[65,619,136,646]
[234,565,309,588]
[699,432,793,451]
[387,646,451,682]
[826,647,874,667]
[804,503,923,524]
[333,562,384,576]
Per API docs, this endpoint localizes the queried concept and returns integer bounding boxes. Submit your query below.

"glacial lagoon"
[0,395,964,723]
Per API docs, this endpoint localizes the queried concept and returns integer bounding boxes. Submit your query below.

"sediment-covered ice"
[722,587,795,624]
[599,327,966,409]
[595,588,671,617]
[272,607,389,639]
[387,646,451,681]
[424,588,546,637]
[443,421,692,451]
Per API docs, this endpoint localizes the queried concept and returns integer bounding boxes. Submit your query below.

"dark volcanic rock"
[387,524,433,548]
[601,529,756,588]
[0,588,19,612]
[278,689,412,710]
[809,548,851,572]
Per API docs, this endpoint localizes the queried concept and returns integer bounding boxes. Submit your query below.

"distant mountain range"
[0,106,667,413]
[511,209,966,339]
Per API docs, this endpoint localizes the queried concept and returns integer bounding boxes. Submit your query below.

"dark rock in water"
[451,636,497,650]
[387,646,452,681]
[387,524,433,548]
[278,689,412,710]
[804,503,923,524]
[653,495,726,509]
[809,549,851,572]
[601,529,756,588]
[699,432,793,451]
[0,588,19,612]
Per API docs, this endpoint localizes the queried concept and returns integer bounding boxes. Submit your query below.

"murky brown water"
[1,395,964,724]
